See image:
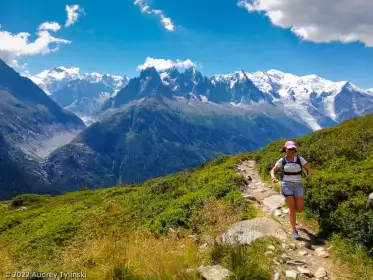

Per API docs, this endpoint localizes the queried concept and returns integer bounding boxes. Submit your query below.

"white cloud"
[134,0,175,31]
[65,4,85,27]
[137,57,198,71]
[0,26,70,66]
[38,22,61,32]
[238,0,373,47]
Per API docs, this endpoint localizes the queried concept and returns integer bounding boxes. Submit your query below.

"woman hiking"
[270,141,312,240]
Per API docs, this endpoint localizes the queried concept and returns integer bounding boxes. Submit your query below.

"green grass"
[0,153,259,278]
[209,236,281,280]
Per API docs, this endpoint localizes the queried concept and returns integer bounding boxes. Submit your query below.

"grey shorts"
[281,181,304,197]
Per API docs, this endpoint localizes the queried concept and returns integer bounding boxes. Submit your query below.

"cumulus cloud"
[137,57,198,71]
[134,0,175,31]
[38,22,61,32]
[238,0,373,47]
[65,4,85,27]
[0,26,70,66]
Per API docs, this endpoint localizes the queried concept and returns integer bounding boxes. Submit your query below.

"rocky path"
[198,160,347,280]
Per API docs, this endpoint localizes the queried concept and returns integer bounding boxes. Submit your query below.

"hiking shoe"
[292,230,300,240]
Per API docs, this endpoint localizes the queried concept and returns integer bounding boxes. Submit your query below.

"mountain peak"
[140,67,160,79]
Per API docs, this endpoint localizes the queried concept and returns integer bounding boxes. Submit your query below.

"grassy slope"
[1,154,276,279]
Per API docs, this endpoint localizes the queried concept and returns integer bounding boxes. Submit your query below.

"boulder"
[297,266,311,275]
[263,195,285,212]
[222,217,286,245]
[285,270,298,279]
[298,250,308,256]
[315,247,330,258]
[314,267,327,278]
[197,265,230,280]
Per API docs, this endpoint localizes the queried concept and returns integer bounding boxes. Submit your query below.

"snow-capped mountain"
[109,67,373,132]
[29,67,128,124]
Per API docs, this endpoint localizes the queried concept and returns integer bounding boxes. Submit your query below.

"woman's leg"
[295,196,304,213]
[285,196,297,231]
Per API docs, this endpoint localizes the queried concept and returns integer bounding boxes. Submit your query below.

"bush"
[11,194,51,207]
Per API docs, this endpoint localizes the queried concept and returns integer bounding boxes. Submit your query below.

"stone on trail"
[314,267,327,278]
[263,195,285,212]
[315,247,330,258]
[297,266,311,275]
[286,260,308,266]
[282,208,290,214]
[197,265,230,280]
[274,272,280,280]
[274,209,282,217]
[298,250,308,256]
[222,217,286,245]
[285,270,298,279]
[267,245,276,251]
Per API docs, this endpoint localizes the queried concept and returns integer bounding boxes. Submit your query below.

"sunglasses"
[287,148,296,152]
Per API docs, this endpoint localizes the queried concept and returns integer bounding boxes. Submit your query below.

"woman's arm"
[270,166,280,183]
[303,163,312,181]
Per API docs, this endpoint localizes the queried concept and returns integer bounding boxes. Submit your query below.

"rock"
[286,260,307,266]
[298,250,308,256]
[180,244,186,250]
[297,266,311,275]
[16,206,27,211]
[289,243,297,250]
[222,217,286,245]
[267,245,276,251]
[199,243,208,251]
[280,253,292,260]
[274,209,282,217]
[282,243,289,249]
[285,270,298,279]
[297,242,307,249]
[282,208,290,214]
[274,272,280,280]
[315,247,330,258]
[368,192,373,209]
[197,265,230,280]
[264,251,275,257]
[314,268,327,278]
[263,195,285,212]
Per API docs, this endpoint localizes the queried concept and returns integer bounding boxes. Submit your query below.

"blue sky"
[1,0,373,88]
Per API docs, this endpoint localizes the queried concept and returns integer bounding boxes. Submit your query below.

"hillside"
[44,96,310,191]
[254,114,373,250]
[1,115,373,279]
[0,60,85,158]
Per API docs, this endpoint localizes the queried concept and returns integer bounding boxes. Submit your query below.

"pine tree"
[81,182,88,191]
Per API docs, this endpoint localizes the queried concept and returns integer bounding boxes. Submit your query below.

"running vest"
[281,155,304,179]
